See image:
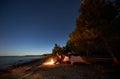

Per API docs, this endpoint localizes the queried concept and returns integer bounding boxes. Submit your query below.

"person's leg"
[60,58,63,64]
[54,59,58,64]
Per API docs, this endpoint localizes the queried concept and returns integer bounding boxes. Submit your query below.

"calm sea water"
[0,56,43,69]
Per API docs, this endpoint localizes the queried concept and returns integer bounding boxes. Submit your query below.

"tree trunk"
[102,37,119,64]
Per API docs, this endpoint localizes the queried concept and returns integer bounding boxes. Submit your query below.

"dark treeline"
[52,0,120,64]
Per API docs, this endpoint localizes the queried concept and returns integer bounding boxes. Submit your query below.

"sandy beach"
[0,57,120,79]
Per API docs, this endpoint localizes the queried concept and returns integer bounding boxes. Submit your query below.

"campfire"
[43,58,55,65]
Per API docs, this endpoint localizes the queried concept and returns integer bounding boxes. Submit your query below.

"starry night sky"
[0,0,81,56]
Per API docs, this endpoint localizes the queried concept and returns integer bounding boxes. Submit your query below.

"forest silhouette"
[52,0,120,64]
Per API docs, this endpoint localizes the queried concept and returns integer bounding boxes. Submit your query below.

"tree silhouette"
[52,44,62,55]
[66,0,120,64]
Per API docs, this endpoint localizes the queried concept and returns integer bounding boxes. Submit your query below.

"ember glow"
[43,58,55,65]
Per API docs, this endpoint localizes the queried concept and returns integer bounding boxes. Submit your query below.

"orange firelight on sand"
[43,58,55,65]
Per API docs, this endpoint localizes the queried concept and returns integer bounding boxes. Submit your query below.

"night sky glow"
[0,0,81,56]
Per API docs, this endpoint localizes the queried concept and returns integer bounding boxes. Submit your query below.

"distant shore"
[0,56,120,79]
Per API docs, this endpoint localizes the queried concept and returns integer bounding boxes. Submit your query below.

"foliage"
[52,44,62,55]
[66,0,120,63]
[50,0,120,64]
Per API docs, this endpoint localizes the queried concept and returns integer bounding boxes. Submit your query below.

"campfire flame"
[43,58,54,65]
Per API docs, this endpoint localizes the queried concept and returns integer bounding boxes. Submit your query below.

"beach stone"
[0,63,114,79]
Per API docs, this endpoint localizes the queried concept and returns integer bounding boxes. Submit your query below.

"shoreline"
[0,56,44,70]
[0,57,43,74]
[0,56,49,71]
[0,56,120,79]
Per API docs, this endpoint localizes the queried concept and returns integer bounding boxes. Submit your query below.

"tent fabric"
[63,55,85,64]
[70,56,85,64]
[63,56,70,62]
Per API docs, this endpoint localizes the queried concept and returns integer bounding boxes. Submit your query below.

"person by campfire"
[54,52,63,64]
